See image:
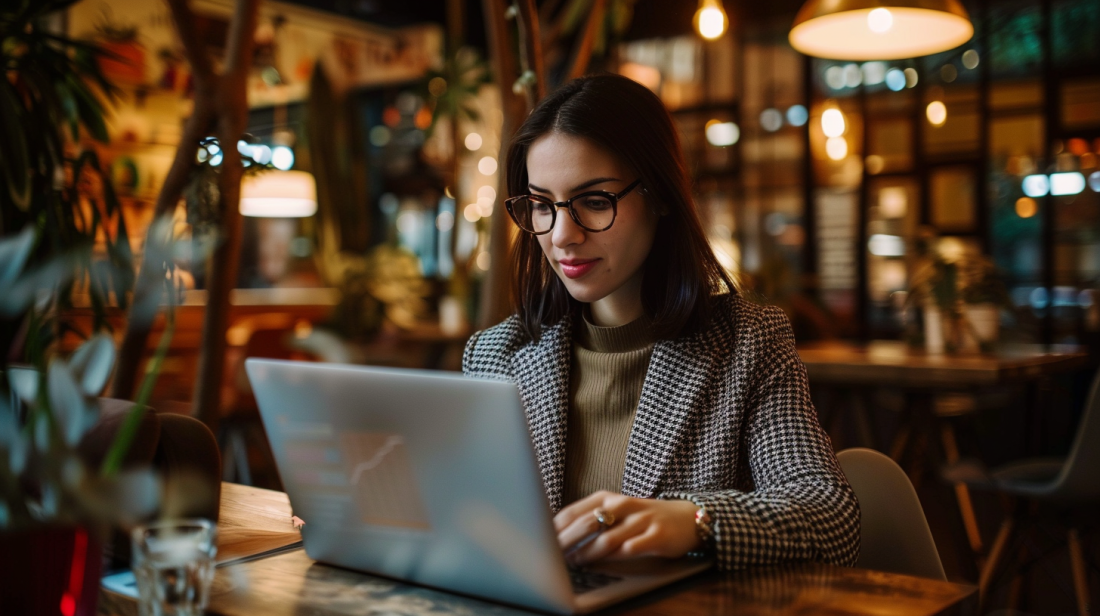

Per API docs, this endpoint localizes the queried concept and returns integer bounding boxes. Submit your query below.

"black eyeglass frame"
[504,179,643,235]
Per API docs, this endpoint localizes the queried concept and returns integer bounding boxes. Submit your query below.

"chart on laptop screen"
[282,422,431,531]
[340,432,431,530]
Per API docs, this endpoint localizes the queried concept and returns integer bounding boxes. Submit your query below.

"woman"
[463,74,859,571]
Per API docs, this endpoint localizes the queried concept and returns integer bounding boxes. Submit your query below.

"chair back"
[1050,367,1100,500]
[837,448,947,580]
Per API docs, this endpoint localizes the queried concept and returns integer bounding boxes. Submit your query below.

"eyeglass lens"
[512,194,615,233]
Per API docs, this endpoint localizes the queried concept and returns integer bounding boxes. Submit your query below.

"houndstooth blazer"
[462,293,860,571]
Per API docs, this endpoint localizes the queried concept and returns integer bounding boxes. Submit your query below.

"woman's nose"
[551,207,585,248]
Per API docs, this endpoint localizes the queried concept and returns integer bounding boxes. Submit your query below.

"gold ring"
[593,508,616,530]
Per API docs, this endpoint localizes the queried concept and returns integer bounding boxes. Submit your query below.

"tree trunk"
[479,0,531,328]
[191,0,259,433]
[111,0,258,436]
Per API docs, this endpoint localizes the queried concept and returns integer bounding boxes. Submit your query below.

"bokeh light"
[861,62,886,86]
[826,137,848,160]
[705,120,740,146]
[478,156,498,175]
[786,105,809,127]
[867,8,893,33]
[962,49,980,69]
[926,101,947,126]
[1022,174,1050,198]
[885,69,906,91]
[369,126,391,147]
[272,146,294,171]
[904,68,919,88]
[844,64,862,88]
[465,132,483,151]
[1015,197,1037,219]
[437,211,455,232]
[760,109,783,132]
[822,108,846,138]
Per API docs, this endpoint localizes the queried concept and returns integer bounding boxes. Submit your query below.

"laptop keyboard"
[568,568,623,594]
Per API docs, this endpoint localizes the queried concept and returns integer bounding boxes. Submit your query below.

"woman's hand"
[553,491,701,566]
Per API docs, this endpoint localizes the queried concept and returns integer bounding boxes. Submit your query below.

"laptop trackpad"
[570,557,712,614]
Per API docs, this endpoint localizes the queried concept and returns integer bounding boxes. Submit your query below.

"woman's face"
[525,132,660,326]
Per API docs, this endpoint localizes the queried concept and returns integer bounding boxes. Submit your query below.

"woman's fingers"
[553,490,619,532]
[566,515,650,565]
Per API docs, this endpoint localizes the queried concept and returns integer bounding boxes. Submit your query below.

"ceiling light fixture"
[789,0,973,61]
[240,170,318,218]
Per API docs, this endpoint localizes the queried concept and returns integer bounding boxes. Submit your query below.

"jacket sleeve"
[661,307,860,571]
[461,328,484,376]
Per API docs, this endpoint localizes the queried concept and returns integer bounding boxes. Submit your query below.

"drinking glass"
[131,519,218,616]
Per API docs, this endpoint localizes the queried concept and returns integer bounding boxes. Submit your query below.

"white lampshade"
[240,170,318,218]
[789,0,973,61]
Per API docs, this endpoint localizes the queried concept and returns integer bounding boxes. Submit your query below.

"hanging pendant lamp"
[240,170,318,218]
[789,0,973,61]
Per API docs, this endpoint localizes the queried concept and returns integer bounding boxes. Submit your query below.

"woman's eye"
[581,197,613,210]
[531,201,553,214]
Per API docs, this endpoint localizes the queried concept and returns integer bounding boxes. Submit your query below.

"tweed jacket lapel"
[511,314,573,511]
[621,331,717,498]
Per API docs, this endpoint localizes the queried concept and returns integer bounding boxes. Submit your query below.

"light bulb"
[867,8,893,33]
[694,0,729,41]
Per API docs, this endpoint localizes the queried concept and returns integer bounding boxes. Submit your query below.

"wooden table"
[99,483,977,616]
[797,340,1089,559]
[797,341,1088,389]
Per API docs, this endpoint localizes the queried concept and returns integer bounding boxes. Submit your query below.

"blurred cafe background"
[3,0,1099,611]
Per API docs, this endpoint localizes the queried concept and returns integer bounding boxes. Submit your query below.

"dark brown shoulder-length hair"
[507,73,736,342]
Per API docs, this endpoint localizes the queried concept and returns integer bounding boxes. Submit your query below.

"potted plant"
[0,225,175,615]
[0,3,179,612]
[957,257,1010,352]
[908,235,1008,354]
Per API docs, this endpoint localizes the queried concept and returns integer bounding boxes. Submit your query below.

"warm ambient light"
[926,101,947,126]
[694,0,729,40]
[705,120,740,146]
[868,234,905,257]
[240,170,317,217]
[821,108,845,138]
[826,137,848,160]
[867,8,893,33]
[789,0,973,61]
[1015,197,1037,219]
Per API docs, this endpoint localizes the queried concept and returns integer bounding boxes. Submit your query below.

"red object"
[98,40,146,85]
[0,526,103,616]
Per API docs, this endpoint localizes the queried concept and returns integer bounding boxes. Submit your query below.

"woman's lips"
[559,258,599,279]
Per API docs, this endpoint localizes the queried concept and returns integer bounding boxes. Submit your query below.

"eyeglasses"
[504,179,642,235]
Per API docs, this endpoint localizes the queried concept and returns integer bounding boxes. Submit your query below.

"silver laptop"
[246,359,711,614]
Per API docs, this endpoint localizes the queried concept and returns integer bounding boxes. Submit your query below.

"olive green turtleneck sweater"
[562,313,656,505]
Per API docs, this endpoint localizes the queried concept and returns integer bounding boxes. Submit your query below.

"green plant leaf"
[47,359,98,447]
[0,81,32,212]
[68,333,116,396]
